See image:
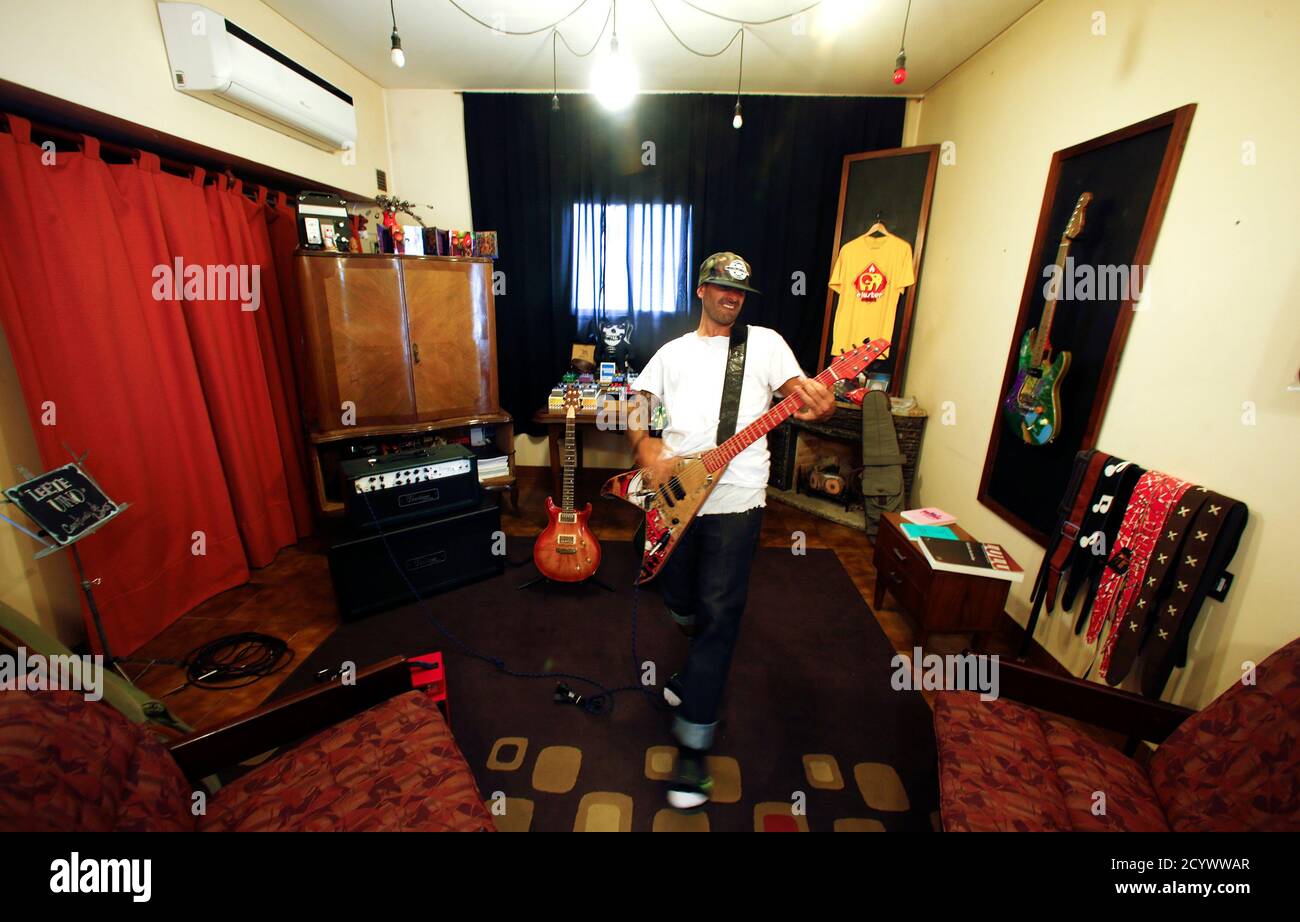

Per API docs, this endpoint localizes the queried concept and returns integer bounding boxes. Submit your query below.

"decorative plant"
[374,194,432,227]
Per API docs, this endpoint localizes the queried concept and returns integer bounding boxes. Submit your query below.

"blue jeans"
[657,506,764,751]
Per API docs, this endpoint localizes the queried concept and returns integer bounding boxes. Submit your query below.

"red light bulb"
[892,66,907,85]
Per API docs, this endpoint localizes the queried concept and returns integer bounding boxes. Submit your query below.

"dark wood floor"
[127,467,1037,730]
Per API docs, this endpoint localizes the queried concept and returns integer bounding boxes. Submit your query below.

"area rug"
[276,538,940,832]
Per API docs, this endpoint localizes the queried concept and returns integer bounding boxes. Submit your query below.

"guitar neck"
[1036,239,1071,363]
[562,414,576,512]
[701,366,839,474]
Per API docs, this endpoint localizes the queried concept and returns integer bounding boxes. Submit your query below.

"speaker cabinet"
[327,500,503,620]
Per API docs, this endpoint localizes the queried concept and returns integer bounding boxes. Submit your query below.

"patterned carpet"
[279,538,940,831]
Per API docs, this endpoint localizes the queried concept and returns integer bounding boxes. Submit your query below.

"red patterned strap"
[1102,488,1212,684]
[1091,472,1193,675]
[1043,451,1110,610]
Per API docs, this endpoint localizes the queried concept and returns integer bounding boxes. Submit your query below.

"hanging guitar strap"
[716,324,750,444]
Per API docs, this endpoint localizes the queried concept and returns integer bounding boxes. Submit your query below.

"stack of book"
[916,537,1024,583]
[470,446,510,482]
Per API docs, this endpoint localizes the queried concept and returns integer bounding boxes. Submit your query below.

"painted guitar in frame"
[602,338,889,584]
[1003,190,1093,446]
[533,385,602,582]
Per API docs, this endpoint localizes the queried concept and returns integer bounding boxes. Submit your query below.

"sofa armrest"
[998,660,1196,743]
[168,656,411,782]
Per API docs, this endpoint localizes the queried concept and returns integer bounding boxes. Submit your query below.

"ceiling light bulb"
[591,35,638,111]
[732,101,743,129]
[390,30,405,68]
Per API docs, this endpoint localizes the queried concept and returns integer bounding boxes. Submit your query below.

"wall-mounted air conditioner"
[157,2,357,152]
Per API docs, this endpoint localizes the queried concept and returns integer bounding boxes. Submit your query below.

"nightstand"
[872,512,1014,648]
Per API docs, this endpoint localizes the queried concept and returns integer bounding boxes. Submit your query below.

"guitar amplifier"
[327,499,503,621]
[768,420,798,491]
[341,444,481,528]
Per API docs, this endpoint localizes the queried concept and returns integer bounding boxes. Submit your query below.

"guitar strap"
[716,323,749,444]
[1067,459,1146,632]
[1019,449,1095,657]
[1086,471,1194,677]
[1102,487,1212,685]
[1036,450,1107,613]
[1137,494,1246,697]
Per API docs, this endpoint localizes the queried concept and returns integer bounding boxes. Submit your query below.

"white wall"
[907,0,1299,708]
[384,90,473,229]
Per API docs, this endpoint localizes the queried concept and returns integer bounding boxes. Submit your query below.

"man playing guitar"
[628,251,836,809]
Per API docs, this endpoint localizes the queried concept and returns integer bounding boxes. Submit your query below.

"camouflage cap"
[697,252,761,294]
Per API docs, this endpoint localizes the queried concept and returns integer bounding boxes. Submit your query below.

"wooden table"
[872,512,1019,647]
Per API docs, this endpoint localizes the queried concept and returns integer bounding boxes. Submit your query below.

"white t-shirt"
[636,325,804,515]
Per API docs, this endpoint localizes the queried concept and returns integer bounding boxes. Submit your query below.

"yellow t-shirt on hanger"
[828,231,915,357]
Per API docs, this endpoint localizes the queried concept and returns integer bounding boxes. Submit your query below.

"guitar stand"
[517,569,616,593]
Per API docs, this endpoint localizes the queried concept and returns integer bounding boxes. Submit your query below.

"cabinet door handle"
[412,343,421,364]
[892,547,907,562]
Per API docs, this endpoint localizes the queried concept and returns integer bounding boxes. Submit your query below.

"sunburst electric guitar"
[533,385,602,582]
[602,338,890,584]
[1003,190,1093,446]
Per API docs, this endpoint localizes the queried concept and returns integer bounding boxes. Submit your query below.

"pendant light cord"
[650,1,742,58]
[736,29,745,96]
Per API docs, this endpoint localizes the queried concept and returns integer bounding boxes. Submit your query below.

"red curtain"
[0,116,311,654]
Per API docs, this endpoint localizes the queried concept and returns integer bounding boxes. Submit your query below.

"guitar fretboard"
[562,412,576,512]
[1035,239,1071,364]
[701,365,841,474]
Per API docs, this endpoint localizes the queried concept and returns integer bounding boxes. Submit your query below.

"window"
[570,202,693,316]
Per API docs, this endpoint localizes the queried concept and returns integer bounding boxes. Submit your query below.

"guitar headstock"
[564,384,581,419]
[828,339,890,382]
[1064,191,1093,241]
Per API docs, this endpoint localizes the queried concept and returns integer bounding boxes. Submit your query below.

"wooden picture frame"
[819,144,939,394]
[978,105,1197,542]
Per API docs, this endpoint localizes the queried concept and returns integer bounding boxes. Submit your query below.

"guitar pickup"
[557,512,577,524]
[556,534,577,546]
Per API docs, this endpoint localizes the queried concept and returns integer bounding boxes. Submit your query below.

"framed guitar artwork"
[979,105,1197,542]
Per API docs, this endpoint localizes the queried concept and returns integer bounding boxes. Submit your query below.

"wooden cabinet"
[294,252,512,514]
[401,258,498,421]
[872,512,1013,647]
[295,252,499,436]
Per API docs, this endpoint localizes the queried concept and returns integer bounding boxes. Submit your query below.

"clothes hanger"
[866,210,888,238]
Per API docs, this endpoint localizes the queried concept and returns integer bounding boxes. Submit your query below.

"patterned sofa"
[934,637,1300,831]
[0,663,495,832]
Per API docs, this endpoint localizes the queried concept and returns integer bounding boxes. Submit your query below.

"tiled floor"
[126,467,1035,730]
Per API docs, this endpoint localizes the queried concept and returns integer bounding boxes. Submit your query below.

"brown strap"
[1044,451,1109,610]
[1136,492,1243,695]
[1103,489,1211,684]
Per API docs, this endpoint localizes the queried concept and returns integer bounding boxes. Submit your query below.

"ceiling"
[261,0,1042,96]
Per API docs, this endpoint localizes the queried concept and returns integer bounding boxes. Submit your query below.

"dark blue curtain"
[463,92,904,435]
